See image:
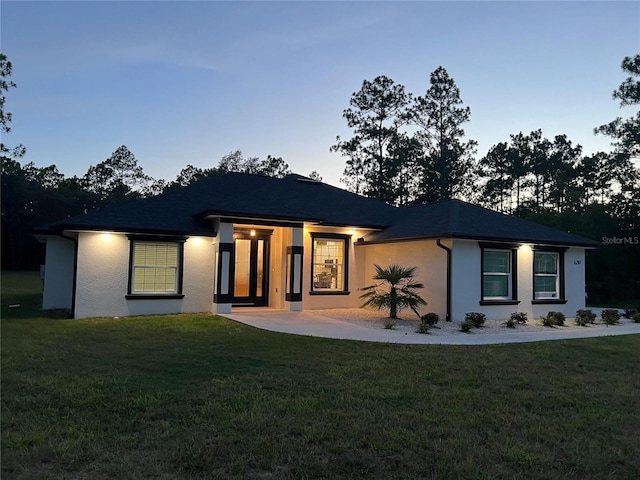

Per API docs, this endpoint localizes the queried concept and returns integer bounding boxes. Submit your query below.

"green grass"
[2,273,640,479]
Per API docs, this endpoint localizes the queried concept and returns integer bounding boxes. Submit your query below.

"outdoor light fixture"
[250,229,256,237]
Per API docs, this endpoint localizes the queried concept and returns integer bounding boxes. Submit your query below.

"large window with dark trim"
[534,251,561,300]
[480,243,518,304]
[531,248,566,303]
[483,250,511,299]
[310,234,349,294]
[128,240,184,296]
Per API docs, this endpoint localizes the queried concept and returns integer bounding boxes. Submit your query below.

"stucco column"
[213,222,234,314]
[286,226,304,311]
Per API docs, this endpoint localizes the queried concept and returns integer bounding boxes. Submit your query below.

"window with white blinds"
[131,242,180,293]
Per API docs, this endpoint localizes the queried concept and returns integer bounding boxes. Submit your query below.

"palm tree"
[360,264,427,319]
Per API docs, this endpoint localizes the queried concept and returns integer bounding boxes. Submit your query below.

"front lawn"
[2,273,639,479]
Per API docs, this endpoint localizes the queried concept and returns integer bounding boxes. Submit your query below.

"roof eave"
[357,232,601,248]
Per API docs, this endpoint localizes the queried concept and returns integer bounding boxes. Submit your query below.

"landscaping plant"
[504,318,517,328]
[383,319,396,330]
[510,312,528,324]
[575,309,596,327]
[542,311,565,327]
[601,309,621,325]
[465,312,486,328]
[416,313,439,334]
[459,319,473,332]
[360,264,427,319]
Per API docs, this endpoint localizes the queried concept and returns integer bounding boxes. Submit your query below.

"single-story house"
[35,173,600,321]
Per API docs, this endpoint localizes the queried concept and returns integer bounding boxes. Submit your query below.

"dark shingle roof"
[35,173,397,236]
[35,173,600,248]
[361,199,601,247]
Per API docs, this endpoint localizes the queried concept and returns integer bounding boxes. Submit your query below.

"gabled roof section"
[361,199,601,248]
[34,173,397,236]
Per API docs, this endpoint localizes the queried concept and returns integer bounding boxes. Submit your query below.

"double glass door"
[233,232,269,306]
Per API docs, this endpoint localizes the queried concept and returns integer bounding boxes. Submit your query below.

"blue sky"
[2,1,639,187]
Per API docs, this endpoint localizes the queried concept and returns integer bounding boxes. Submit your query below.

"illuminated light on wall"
[100,232,114,242]
[519,244,532,252]
[348,230,355,236]
[190,236,204,246]
[250,229,256,237]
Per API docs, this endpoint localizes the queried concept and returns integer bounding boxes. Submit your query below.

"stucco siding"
[359,239,448,320]
[450,240,588,322]
[74,232,215,319]
[75,232,130,318]
[42,235,75,310]
[450,240,482,322]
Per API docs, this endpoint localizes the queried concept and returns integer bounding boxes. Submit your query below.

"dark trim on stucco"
[286,246,304,302]
[309,291,351,296]
[127,237,185,297]
[532,248,566,303]
[479,243,519,304]
[214,242,234,304]
[125,294,185,300]
[480,300,521,306]
[532,299,568,305]
[309,233,350,295]
[436,239,452,322]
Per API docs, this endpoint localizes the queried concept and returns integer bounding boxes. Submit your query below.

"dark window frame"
[532,247,567,304]
[126,235,186,299]
[309,233,350,296]
[479,242,520,306]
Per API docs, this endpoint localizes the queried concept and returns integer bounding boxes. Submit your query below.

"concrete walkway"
[224,309,640,345]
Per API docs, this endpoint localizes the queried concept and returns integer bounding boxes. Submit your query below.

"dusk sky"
[2,1,638,187]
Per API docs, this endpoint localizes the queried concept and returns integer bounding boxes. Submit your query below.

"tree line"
[1,144,311,270]
[1,51,638,304]
[332,57,639,304]
[333,61,639,215]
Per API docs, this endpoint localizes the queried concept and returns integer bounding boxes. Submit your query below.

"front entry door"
[232,232,269,306]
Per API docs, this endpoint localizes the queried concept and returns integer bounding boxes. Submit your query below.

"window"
[534,252,560,300]
[532,248,566,304]
[483,250,511,299]
[310,234,349,294]
[127,239,184,298]
[480,244,518,305]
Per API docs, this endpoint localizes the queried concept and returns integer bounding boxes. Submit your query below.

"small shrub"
[504,318,517,328]
[510,312,528,324]
[383,318,396,330]
[541,314,555,327]
[460,319,473,333]
[632,312,640,323]
[415,323,431,334]
[575,309,596,327]
[416,312,439,334]
[622,308,637,319]
[465,312,486,328]
[551,311,565,326]
[541,311,565,327]
[420,312,439,326]
[601,309,621,325]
